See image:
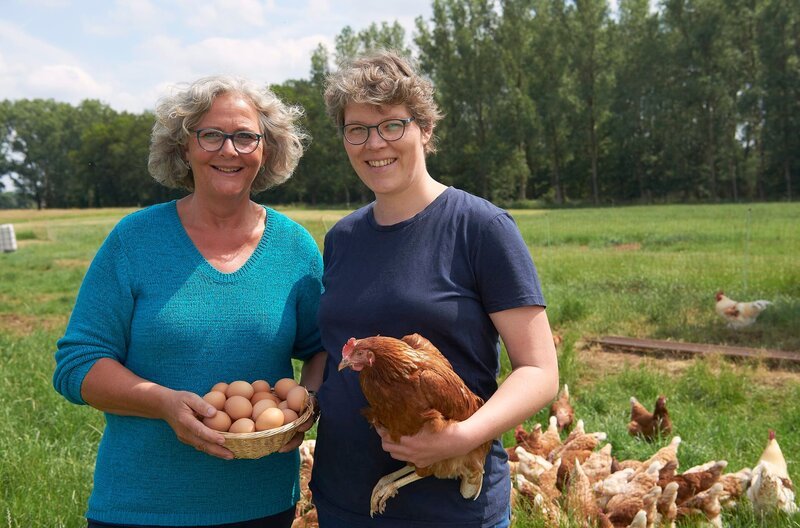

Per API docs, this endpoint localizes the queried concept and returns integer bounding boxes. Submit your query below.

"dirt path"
[579,344,800,388]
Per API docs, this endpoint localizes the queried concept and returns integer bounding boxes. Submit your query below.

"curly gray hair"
[148,75,308,193]
[324,50,443,155]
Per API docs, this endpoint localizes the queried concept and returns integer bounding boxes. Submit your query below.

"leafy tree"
[72,110,158,207]
[496,0,541,201]
[416,0,505,198]
[2,0,799,207]
[607,0,663,202]
[526,0,575,204]
[0,99,82,209]
[758,0,799,200]
[563,0,613,204]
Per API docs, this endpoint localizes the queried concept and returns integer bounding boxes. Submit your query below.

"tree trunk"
[549,119,564,205]
[706,103,718,201]
[589,102,599,205]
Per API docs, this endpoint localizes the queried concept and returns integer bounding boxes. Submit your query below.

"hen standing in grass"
[747,430,798,514]
[550,384,575,433]
[715,290,772,329]
[628,395,672,441]
[338,334,491,515]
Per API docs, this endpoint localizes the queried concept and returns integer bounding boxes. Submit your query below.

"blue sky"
[0,0,433,113]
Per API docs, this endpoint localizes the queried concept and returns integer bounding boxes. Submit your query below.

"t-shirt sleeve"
[53,229,134,404]
[474,212,546,313]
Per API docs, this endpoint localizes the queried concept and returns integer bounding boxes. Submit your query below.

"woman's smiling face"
[185,92,265,199]
[342,103,431,198]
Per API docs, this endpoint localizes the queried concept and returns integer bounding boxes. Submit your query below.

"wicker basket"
[220,401,315,459]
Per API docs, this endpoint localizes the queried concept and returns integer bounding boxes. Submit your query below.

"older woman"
[53,75,325,528]
[309,51,559,528]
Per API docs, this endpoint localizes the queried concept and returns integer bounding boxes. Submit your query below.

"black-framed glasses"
[194,128,263,154]
[341,117,415,145]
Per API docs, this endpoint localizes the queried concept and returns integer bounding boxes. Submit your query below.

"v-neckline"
[169,200,272,281]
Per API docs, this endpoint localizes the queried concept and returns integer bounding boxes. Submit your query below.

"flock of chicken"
[292,389,796,527]
[507,388,797,527]
[288,290,779,527]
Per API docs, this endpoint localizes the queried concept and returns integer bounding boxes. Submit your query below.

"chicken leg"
[370,464,425,516]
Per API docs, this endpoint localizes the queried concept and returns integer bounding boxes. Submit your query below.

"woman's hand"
[278,391,319,453]
[160,389,233,460]
[81,359,234,459]
[375,422,471,468]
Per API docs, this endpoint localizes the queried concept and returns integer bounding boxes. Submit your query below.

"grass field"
[1,203,799,527]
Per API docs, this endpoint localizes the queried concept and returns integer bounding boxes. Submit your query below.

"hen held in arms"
[338,334,492,517]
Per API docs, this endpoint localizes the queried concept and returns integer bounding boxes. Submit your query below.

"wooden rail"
[586,335,800,366]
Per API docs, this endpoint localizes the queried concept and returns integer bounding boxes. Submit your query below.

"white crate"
[0,224,18,252]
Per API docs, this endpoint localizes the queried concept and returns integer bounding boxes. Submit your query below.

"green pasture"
[1,203,798,527]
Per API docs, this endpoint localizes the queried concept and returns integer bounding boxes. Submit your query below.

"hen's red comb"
[342,337,357,358]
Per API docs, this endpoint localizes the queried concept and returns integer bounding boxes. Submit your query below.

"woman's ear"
[420,125,433,146]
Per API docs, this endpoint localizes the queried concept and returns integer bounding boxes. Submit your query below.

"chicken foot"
[370,464,425,516]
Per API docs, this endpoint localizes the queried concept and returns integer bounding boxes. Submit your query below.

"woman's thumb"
[188,392,216,418]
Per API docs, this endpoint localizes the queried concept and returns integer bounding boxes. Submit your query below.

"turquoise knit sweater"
[53,201,323,526]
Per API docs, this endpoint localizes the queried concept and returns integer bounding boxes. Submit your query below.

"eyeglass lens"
[343,118,413,145]
[196,129,261,154]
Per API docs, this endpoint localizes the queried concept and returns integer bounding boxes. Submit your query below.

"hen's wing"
[365,335,481,438]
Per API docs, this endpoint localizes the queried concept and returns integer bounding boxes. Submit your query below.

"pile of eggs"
[201,378,309,434]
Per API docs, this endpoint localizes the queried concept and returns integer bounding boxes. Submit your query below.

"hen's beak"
[338,357,353,371]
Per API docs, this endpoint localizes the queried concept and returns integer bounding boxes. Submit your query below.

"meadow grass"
[1,203,798,527]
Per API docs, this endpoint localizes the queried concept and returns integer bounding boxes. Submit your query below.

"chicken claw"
[370,464,422,517]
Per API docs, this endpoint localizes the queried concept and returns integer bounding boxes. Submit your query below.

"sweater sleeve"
[53,228,134,404]
[292,229,324,361]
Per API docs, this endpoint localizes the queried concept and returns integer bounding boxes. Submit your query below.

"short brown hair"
[324,50,443,155]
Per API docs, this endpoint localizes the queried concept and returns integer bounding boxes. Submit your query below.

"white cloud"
[183,0,268,32]
[27,64,113,102]
[1,1,433,112]
[0,20,110,104]
[82,0,165,37]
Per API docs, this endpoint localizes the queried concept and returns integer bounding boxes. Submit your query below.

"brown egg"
[250,391,272,405]
[251,379,270,393]
[203,410,232,432]
[274,378,298,400]
[281,408,299,424]
[211,382,229,393]
[203,390,227,410]
[286,385,309,413]
[277,400,289,410]
[263,392,282,404]
[255,407,285,431]
[226,380,255,400]
[229,418,256,434]
[224,395,253,421]
[251,398,278,420]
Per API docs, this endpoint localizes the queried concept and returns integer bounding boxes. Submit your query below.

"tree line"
[1,0,798,210]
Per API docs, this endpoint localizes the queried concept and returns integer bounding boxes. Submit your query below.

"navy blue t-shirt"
[311,187,546,527]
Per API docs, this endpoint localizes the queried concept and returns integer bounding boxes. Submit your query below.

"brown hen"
[659,459,727,505]
[338,334,491,516]
[627,395,672,441]
[564,460,613,528]
[549,383,575,432]
[677,482,724,527]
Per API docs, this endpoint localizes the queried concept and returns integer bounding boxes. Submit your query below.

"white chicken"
[746,430,797,514]
[715,290,772,329]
